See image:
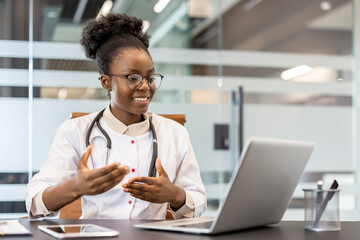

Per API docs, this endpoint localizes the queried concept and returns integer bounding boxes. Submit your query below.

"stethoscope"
[85,109,158,177]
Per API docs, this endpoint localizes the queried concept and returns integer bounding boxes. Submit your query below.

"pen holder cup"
[303,189,340,231]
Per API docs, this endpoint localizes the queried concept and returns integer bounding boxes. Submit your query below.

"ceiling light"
[154,0,171,13]
[47,11,58,18]
[97,0,113,19]
[142,20,150,33]
[58,88,68,99]
[320,1,332,11]
[281,65,314,80]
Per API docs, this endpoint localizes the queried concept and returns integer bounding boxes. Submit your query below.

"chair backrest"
[59,112,186,219]
[70,112,186,125]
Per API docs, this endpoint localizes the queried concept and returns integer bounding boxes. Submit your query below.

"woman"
[26,13,206,219]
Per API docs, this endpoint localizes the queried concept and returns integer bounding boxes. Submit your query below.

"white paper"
[0,220,31,235]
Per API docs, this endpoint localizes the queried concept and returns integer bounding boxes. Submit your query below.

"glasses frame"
[107,73,164,89]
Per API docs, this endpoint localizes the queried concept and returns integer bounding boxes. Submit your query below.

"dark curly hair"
[80,13,151,74]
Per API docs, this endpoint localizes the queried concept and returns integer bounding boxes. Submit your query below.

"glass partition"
[0,0,358,220]
[0,0,30,218]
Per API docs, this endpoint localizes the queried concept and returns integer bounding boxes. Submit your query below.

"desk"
[6,219,360,240]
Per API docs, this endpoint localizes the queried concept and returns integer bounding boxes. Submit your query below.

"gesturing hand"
[122,158,186,210]
[71,145,130,198]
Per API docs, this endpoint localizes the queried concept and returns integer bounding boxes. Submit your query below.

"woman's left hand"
[122,158,186,210]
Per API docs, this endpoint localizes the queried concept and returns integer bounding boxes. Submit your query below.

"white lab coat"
[26,112,206,219]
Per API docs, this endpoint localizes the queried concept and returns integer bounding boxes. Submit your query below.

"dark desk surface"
[4,219,359,240]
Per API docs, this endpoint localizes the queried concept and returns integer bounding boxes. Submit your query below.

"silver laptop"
[135,137,315,234]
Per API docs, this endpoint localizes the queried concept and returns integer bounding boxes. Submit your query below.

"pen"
[313,179,339,228]
[315,180,323,219]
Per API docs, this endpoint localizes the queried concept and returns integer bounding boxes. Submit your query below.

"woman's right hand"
[42,145,129,212]
[71,145,130,197]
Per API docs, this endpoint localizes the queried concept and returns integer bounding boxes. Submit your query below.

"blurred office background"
[0,0,359,220]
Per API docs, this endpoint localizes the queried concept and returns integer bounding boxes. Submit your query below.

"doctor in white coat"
[26,13,206,219]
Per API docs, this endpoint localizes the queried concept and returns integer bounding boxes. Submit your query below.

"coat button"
[131,140,135,144]
[129,200,132,204]
[131,168,135,172]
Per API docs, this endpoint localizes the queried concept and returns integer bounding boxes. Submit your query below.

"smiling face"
[101,48,156,125]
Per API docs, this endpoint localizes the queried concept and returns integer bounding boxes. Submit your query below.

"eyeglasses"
[107,73,164,90]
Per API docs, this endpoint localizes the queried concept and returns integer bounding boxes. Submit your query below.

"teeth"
[134,97,148,101]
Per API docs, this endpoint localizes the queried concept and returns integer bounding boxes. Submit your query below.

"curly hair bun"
[81,13,150,60]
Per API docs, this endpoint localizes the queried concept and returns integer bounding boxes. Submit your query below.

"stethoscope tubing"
[86,109,111,148]
[148,120,158,177]
[86,109,158,177]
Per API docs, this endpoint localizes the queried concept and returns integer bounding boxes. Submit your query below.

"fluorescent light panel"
[142,20,150,33]
[320,1,332,11]
[97,0,113,18]
[154,0,171,13]
[281,65,314,80]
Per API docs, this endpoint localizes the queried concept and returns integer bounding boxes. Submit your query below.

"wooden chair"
[59,112,186,220]
[70,112,186,125]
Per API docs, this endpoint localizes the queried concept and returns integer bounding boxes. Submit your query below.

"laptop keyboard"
[176,221,214,229]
